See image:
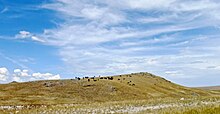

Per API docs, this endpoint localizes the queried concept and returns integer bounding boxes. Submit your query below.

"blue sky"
[0,0,220,86]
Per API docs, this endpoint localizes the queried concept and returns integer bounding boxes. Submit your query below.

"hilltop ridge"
[0,72,211,105]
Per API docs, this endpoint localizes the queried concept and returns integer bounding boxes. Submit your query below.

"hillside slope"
[0,72,211,105]
[196,86,220,90]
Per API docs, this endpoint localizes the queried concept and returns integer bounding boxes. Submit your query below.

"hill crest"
[0,72,211,105]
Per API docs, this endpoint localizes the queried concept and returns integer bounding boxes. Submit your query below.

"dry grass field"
[0,72,219,113]
[196,86,220,91]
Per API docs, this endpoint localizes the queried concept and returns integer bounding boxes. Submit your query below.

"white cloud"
[125,0,175,10]
[32,72,60,80]
[31,36,45,42]
[11,69,61,82]
[15,30,45,42]
[172,0,219,12]
[15,31,32,38]
[0,67,61,82]
[13,69,30,77]
[0,67,8,81]
[165,71,183,76]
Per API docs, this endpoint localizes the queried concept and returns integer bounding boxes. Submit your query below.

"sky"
[0,0,220,86]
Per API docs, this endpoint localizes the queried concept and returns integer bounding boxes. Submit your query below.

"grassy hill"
[196,86,220,91]
[0,72,213,105]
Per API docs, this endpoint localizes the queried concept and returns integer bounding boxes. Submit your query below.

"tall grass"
[0,97,219,114]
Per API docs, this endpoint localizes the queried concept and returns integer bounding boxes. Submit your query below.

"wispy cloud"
[15,31,45,42]
[0,52,29,69]
[0,7,8,13]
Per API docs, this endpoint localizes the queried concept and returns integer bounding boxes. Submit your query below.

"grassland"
[0,97,219,113]
[0,72,219,113]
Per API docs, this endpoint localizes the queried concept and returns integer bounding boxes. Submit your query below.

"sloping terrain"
[196,86,220,91]
[0,72,211,105]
